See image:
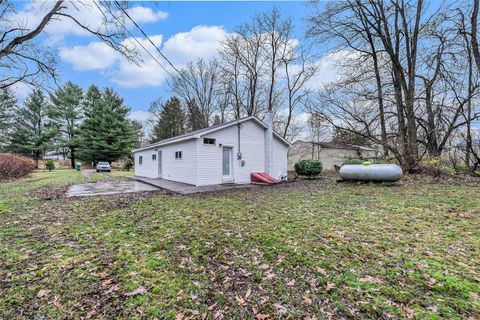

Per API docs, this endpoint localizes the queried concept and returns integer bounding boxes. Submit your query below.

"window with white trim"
[203,138,216,145]
[152,154,157,160]
[175,151,182,159]
[138,156,143,165]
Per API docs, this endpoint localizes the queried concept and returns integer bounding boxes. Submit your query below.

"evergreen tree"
[49,81,84,168]
[8,90,56,167]
[131,119,145,148]
[150,96,186,142]
[77,86,136,164]
[0,87,16,149]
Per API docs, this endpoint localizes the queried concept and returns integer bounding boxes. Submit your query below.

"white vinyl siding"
[161,140,196,185]
[134,118,289,186]
[196,120,266,186]
[272,137,289,180]
[135,149,157,178]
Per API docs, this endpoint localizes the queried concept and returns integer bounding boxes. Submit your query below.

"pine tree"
[8,90,57,167]
[130,119,145,148]
[151,96,186,142]
[49,81,84,168]
[77,86,136,164]
[0,87,16,149]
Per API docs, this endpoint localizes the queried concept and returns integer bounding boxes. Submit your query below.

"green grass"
[0,173,478,319]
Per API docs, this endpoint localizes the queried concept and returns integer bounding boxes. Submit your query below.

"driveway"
[66,170,159,197]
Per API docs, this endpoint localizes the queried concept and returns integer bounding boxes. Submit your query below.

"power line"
[93,1,175,79]
[113,1,191,84]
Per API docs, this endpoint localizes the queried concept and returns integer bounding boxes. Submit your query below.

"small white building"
[133,115,290,186]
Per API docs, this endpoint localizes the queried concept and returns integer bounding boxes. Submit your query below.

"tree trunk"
[70,147,75,169]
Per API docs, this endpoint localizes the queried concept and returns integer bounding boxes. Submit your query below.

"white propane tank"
[339,163,403,182]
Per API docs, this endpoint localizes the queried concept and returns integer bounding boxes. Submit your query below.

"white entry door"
[222,146,233,182]
[158,150,162,178]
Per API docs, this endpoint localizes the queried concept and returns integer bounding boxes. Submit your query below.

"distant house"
[133,115,290,186]
[453,139,480,167]
[288,140,377,171]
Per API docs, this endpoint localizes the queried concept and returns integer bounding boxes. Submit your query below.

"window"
[203,138,216,145]
[152,154,157,161]
[175,151,182,159]
[138,156,143,165]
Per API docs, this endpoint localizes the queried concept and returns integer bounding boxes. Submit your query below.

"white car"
[96,161,111,172]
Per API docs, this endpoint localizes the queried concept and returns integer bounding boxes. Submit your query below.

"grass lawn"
[0,172,479,319]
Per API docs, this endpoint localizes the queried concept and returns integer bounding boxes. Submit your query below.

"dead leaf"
[404,307,415,319]
[136,306,145,314]
[207,303,217,311]
[303,296,312,305]
[176,313,184,320]
[255,314,270,319]
[106,284,120,294]
[358,275,384,284]
[124,286,147,296]
[37,289,51,298]
[470,292,479,300]
[305,315,317,320]
[245,287,252,299]
[273,303,287,315]
[265,272,276,280]
[326,282,335,291]
[259,264,270,270]
[316,267,328,276]
[286,279,296,286]
[53,295,61,307]
[236,295,246,306]
[427,306,437,313]
[86,309,97,319]
[213,310,224,319]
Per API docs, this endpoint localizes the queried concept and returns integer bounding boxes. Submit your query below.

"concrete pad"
[133,176,259,195]
[66,180,159,197]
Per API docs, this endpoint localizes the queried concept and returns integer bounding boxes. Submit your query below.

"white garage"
[132,114,290,186]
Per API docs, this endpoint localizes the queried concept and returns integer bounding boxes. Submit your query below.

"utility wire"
[93,1,175,79]
[113,1,192,86]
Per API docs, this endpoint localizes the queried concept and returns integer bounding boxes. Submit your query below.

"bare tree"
[0,0,136,90]
[169,59,219,129]
[281,44,317,139]
[218,17,267,118]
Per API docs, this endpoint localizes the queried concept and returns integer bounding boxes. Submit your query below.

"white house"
[132,115,290,186]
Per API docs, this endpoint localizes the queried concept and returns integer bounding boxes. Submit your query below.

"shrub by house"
[294,159,323,177]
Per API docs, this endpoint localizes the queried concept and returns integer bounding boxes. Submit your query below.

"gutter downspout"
[237,121,242,161]
[265,111,273,175]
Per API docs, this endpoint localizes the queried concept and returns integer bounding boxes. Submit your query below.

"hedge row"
[0,153,35,181]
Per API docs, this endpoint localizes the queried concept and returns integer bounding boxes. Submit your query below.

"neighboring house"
[453,139,480,167]
[133,115,290,186]
[288,140,377,171]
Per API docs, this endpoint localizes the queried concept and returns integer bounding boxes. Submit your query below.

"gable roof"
[133,116,291,153]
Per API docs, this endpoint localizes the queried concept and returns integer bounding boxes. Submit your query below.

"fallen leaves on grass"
[326,282,335,291]
[358,275,384,284]
[37,289,51,298]
[316,267,328,277]
[285,279,296,286]
[124,286,147,296]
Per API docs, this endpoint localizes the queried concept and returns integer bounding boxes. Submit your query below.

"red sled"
[250,172,280,185]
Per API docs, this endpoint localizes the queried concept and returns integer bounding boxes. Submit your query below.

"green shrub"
[123,159,134,171]
[343,157,363,165]
[294,159,323,177]
[45,160,55,171]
